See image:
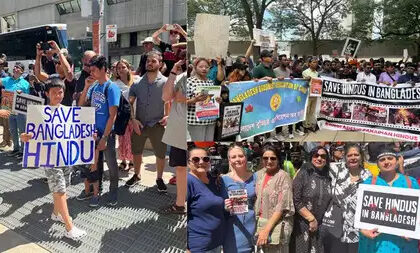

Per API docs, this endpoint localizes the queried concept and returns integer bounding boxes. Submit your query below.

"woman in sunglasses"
[253,146,294,252]
[222,144,257,253]
[291,146,332,253]
[187,147,225,253]
[324,143,371,253]
[358,145,419,253]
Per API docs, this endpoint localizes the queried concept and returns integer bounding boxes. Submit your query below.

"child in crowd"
[20,76,87,240]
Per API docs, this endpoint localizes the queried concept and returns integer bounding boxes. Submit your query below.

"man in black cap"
[252,50,276,80]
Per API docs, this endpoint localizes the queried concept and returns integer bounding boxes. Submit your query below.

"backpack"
[103,82,131,136]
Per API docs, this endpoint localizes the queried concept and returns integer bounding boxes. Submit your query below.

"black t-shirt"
[41,56,56,75]
[62,79,76,106]
[29,82,47,104]
[158,41,175,77]
[137,54,148,77]
[75,70,90,93]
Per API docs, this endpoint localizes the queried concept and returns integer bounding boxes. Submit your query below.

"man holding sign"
[20,77,87,240]
[357,145,419,253]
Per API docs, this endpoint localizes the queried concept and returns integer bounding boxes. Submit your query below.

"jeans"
[9,114,26,152]
[97,133,119,194]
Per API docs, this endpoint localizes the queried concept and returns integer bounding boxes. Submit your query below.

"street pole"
[92,0,104,55]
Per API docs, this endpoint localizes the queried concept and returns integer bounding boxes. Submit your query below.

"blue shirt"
[221,174,257,253]
[1,76,30,94]
[359,174,419,253]
[87,80,120,135]
[187,173,225,253]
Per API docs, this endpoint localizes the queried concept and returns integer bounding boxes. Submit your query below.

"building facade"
[0,0,186,67]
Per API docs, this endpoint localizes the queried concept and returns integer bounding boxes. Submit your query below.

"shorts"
[131,124,167,158]
[169,146,187,167]
[44,167,72,193]
[79,165,100,183]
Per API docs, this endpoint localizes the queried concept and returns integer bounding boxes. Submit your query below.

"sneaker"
[159,203,186,215]
[64,226,87,240]
[125,174,140,188]
[288,133,294,139]
[295,129,305,136]
[89,196,99,207]
[76,190,93,201]
[6,150,19,157]
[107,191,118,206]
[51,212,72,224]
[156,178,167,193]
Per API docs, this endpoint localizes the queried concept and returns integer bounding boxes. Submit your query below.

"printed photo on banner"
[193,13,230,58]
[228,189,249,215]
[217,102,243,140]
[23,105,96,168]
[195,86,221,121]
[309,78,323,97]
[317,77,420,141]
[354,184,420,240]
[13,93,45,115]
[228,79,309,140]
[1,90,14,111]
[341,37,361,58]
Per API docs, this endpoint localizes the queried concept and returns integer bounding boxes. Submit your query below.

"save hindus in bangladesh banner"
[316,77,420,141]
[227,79,309,140]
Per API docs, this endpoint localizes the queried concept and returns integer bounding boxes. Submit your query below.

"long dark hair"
[261,145,283,170]
[308,146,330,171]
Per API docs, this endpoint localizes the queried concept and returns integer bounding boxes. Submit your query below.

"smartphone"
[40,42,51,52]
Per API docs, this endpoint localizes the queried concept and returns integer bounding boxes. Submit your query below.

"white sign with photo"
[228,189,249,214]
[341,37,361,58]
[106,24,117,42]
[253,28,276,50]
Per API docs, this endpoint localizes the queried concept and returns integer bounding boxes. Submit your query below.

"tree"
[187,0,276,39]
[348,0,378,40]
[275,0,350,55]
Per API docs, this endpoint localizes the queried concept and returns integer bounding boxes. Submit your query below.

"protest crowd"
[186,40,420,142]
[187,141,420,253]
[0,23,188,240]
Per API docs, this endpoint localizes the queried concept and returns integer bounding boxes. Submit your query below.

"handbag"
[321,176,344,239]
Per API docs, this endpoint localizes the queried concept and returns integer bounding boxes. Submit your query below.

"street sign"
[106,24,117,43]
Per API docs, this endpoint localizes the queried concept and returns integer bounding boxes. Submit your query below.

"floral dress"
[291,163,332,253]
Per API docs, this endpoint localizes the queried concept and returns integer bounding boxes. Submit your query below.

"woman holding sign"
[359,145,419,253]
[323,143,371,253]
[291,146,332,253]
[254,145,294,253]
[187,147,225,253]
[222,144,257,253]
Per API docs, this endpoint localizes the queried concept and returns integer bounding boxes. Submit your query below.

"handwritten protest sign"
[195,86,221,121]
[23,105,96,168]
[253,28,276,51]
[317,77,420,141]
[1,90,14,111]
[228,189,249,215]
[194,14,230,58]
[354,184,420,239]
[13,93,44,115]
[341,37,361,58]
[228,79,309,140]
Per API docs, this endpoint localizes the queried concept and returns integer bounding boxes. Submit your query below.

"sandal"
[159,203,186,215]
[118,161,127,170]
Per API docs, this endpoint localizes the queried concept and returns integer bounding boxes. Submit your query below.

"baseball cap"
[14,62,24,71]
[260,50,272,58]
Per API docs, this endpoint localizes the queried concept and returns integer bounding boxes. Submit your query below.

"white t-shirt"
[356,72,376,84]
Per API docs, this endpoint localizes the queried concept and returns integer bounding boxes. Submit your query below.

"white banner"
[354,184,420,239]
[106,24,117,43]
[23,105,96,168]
[193,14,230,58]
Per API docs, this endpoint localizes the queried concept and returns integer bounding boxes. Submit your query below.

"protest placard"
[309,78,323,97]
[195,86,221,121]
[23,105,96,168]
[1,90,14,111]
[253,28,276,51]
[317,77,420,141]
[218,102,243,140]
[228,189,249,215]
[228,79,309,140]
[354,184,420,239]
[13,93,45,115]
[341,37,361,58]
[194,14,230,58]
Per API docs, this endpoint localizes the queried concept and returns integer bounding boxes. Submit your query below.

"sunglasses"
[190,156,210,163]
[313,153,327,160]
[263,156,277,161]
